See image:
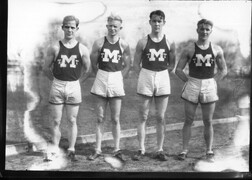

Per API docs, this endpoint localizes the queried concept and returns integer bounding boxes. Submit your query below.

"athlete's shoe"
[177,151,188,161]
[206,152,215,163]
[87,151,102,161]
[132,150,145,161]
[67,150,78,162]
[113,150,124,162]
[155,151,168,161]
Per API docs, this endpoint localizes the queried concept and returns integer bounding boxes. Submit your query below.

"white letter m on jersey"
[60,55,77,68]
[102,49,120,63]
[195,54,212,67]
[149,49,165,61]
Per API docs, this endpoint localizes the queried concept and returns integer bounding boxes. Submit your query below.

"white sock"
[68,148,75,152]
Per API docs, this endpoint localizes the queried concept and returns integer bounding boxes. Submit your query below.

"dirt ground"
[4,122,250,178]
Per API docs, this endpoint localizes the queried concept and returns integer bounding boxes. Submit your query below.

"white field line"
[6,117,238,156]
[76,117,238,144]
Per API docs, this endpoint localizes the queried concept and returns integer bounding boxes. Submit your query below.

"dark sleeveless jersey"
[141,35,170,71]
[53,41,83,81]
[189,43,215,79]
[97,37,123,72]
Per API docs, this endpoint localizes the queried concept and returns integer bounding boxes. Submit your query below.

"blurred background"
[6,0,251,146]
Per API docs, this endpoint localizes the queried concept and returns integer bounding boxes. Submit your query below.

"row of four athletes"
[43,10,227,162]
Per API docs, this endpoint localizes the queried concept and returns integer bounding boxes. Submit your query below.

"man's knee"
[97,114,105,124]
[52,116,61,127]
[111,116,120,125]
[203,119,213,127]
[184,116,194,126]
[68,116,77,126]
[139,109,149,122]
[156,114,165,124]
[139,115,148,123]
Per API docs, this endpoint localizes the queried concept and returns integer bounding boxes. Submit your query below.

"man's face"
[149,15,165,33]
[106,20,122,36]
[197,23,212,41]
[62,20,78,40]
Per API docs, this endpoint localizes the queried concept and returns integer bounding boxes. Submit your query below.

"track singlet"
[189,43,215,79]
[53,41,83,81]
[97,37,123,72]
[141,35,170,71]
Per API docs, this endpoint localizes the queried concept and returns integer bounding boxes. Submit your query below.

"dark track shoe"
[68,151,78,162]
[113,150,125,162]
[87,152,102,161]
[206,152,215,163]
[132,150,145,161]
[177,151,188,161]
[155,151,168,161]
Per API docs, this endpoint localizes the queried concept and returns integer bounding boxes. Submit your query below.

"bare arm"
[214,45,227,81]
[168,41,176,73]
[43,45,57,81]
[90,39,102,75]
[133,39,145,75]
[175,50,190,82]
[121,41,131,78]
[79,44,91,83]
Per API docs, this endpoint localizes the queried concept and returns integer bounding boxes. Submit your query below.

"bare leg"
[137,95,152,153]
[109,97,122,152]
[50,104,64,151]
[66,104,79,152]
[182,100,198,152]
[201,102,215,153]
[95,96,108,153]
[154,96,169,152]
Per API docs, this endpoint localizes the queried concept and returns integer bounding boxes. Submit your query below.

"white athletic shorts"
[181,76,219,104]
[49,78,82,105]
[137,68,171,97]
[91,69,125,98]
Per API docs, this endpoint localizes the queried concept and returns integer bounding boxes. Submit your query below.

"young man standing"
[43,15,91,162]
[132,10,175,161]
[175,19,227,162]
[87,14,131,160]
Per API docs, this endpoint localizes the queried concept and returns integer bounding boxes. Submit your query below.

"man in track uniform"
[175,19,227,162]
[87,14,131,161]
[132,10,175,161]
[43,15,91,162]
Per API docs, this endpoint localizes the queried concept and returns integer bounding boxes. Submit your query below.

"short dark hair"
[197,19,213,28]
[62,15,79,27]
[149,10,165,21]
